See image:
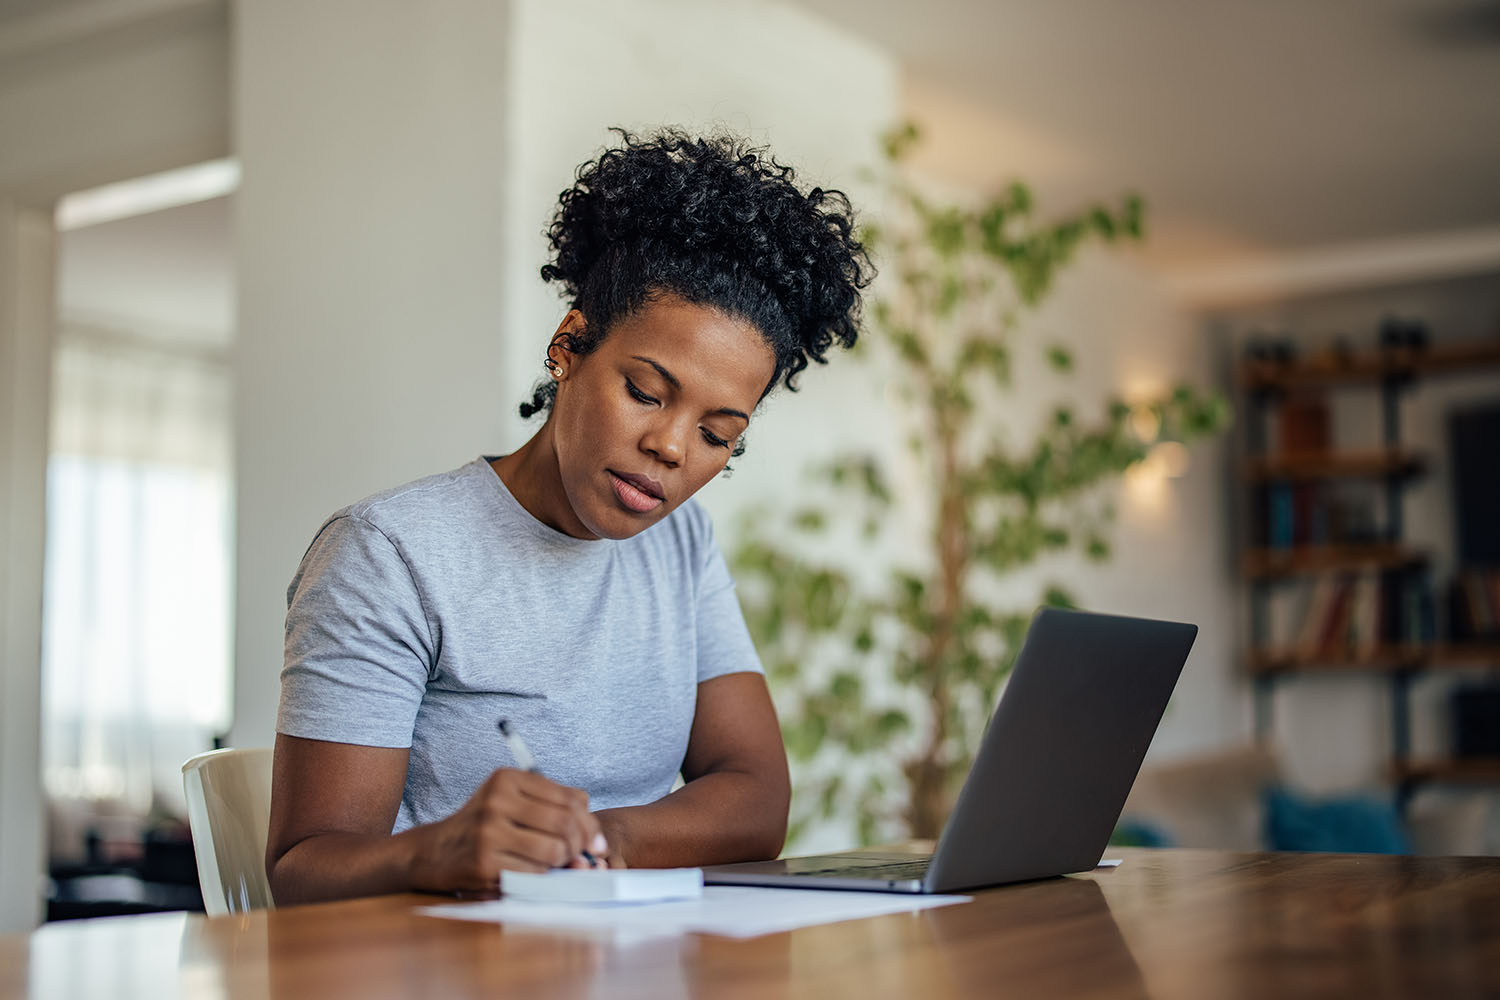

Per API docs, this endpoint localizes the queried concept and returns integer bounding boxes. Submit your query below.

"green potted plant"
[731,124,1230,845]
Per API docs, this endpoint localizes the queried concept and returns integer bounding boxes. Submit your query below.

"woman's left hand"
[588,672,789,869]
[595,813,630,868]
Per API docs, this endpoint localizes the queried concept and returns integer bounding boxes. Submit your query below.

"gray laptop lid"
[922,606,1196,891]
[701,607,1196,893]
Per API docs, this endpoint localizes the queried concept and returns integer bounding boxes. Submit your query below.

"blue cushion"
[1263,785,1410,854]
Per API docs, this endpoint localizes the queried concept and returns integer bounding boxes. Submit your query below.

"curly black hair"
[519,128,873,438]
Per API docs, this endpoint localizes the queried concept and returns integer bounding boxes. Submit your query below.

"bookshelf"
[1240,332,1500,810]
[1241,447,1424,483]
[1242,543,1424,580]
[1239,339,1500,390]
[1247,642,1500,675]
[1392,758,1500,786]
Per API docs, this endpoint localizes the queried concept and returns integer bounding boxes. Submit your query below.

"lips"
[608,470,665,514]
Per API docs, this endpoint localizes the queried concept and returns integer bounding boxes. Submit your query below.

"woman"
[266,129,871,904]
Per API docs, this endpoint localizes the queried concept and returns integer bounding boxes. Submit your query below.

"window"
[43,183,235,851]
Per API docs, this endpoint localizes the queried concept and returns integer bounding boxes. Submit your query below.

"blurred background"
[2,0,1498,930]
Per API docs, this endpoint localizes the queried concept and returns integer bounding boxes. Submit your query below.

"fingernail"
[592,833,608,854]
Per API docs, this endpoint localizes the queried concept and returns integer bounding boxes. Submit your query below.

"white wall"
[0,1,229,203]
[0,202,55,933]
[229,0,516,745]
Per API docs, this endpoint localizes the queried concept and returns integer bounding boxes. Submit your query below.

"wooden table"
[4,849,1499,998]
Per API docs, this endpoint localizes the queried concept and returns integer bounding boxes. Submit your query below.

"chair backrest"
[182,747,275,915]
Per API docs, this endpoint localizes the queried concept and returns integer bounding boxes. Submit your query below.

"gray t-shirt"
[277,457,762,833]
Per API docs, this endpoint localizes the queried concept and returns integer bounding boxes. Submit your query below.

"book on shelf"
[1450,570,1500,641]
[1265,483,1324,548]
[1268,484,1294,549]
[1402,576,1437,644]
[1278,393,1330,454]
[1351,574,1380,657]
[1294,576,1341,654]
[1285,573,1388,659]
[1260,482,1378,551]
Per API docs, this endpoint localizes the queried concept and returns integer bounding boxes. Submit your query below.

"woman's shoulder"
[291,459,501,598]
[333,458,495,533]
[295,460,499,570]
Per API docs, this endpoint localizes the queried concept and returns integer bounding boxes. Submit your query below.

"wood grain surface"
[4,849,1499,999]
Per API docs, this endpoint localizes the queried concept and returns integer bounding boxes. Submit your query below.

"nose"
[640,416,684,468]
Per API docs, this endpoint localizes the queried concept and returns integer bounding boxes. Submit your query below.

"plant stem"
[905,378,969,839]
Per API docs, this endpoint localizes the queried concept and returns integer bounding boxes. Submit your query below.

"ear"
[547,309,588,377]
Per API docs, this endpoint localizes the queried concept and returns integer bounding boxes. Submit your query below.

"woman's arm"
[265,733,607,905]
[593,671,789,868]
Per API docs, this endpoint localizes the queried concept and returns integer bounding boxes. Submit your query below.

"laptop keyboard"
[799,859,931,881]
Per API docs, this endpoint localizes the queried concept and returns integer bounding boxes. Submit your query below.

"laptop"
[703,607,1197,894]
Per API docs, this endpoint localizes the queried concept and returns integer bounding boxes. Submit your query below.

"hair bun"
[537,128,873,402]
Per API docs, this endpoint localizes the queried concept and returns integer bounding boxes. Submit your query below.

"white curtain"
[42,322,233,828]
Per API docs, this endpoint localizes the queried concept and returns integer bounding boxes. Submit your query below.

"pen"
[497,718,601,867]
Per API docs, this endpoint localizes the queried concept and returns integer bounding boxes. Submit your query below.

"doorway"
[42,161,237,919]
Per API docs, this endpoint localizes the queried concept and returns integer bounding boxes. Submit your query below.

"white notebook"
[500,868,704,903]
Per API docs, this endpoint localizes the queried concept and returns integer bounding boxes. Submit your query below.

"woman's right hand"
[409,768,609,892]
[268,735,610,904]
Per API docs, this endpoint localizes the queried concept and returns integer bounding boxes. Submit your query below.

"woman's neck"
[489,427,595,540]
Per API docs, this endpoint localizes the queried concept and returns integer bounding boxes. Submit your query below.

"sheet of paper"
[421,885,969,941]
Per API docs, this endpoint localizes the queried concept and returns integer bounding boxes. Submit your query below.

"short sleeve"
[694,521,764,685]
[277,514,436,748]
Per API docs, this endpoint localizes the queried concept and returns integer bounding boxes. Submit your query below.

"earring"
[543,357,563,379]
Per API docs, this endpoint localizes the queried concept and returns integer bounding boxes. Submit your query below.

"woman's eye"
[701,428,731,450]
[625,378,658,406]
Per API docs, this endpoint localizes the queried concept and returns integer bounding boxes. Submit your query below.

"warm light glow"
[1123,456,1170,515]
[1151,440,1190,478]
[1129,405,1161,443]
[1122,440,1190,520]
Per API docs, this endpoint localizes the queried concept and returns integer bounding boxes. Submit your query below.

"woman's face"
[547,293,776,540]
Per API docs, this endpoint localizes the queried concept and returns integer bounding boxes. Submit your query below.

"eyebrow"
[631,355,750,422]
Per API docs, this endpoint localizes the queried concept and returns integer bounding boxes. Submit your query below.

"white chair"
[181,747,276,915]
